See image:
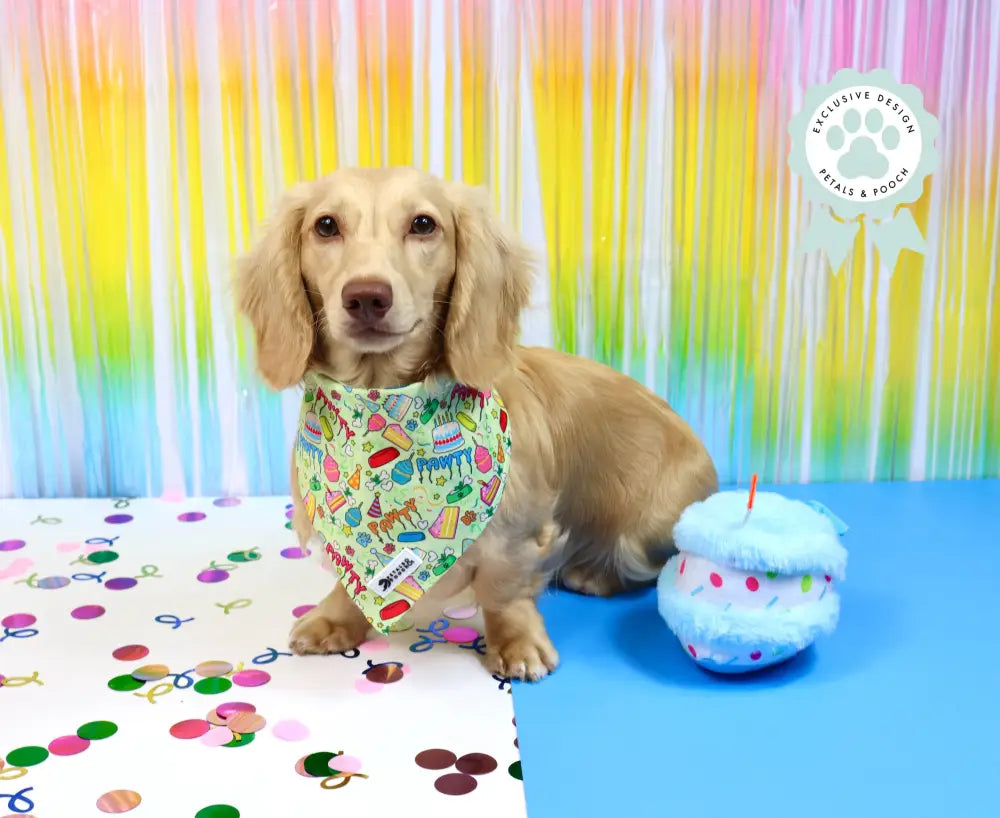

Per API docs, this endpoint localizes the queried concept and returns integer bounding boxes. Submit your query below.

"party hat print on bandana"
[295,375,511,634]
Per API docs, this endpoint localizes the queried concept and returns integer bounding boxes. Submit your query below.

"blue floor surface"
[511,480,1000,818]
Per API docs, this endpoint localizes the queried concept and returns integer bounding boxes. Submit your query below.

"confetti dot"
[435,773,478,795]
[37,575,70,589]
[679,558,686,574]
[294,755,317,777]
[227,550,260,563]
[223,731,255,748]
[87,550,119,564]
[104,514,133,525]
[108,674,145,692]
[96,789,142,813]
[77,721,118,740]
[225,712,266,734]
[112,644,149,661]
[213,498,242,508]
[508,761,523,780]
[442,604,478,620]
[360,638,390,652]
[71,604,106,620]
[766,570,778,579]
[231,669,270,687]
[197,569,230,584]
[709,572,723,588]
[364,663,404,684]
[105,577,138,591]
[132,664,169,682]
[206,709,228,726]
[48,735,90,756]
[354,678,383,694]
[195,660,233,678]
[195,806,241,818]
[687,644,697,658]
[1,613,35,629]
[455,753,498,775]
[745,576,760,592]
[194,677,233,695]
[0,539,26,552]
[178,511,206,522]
[442,626,479,644]
[56,540,82,552]
[303,752,339,777]
[801,574,813,592]
[750,650,763,661]
[825,574,832,582]
[5,746,48,767]
[160,489,185,502]
[292,604,315,618]
[272,720,309,741]
[215,701,255,719]
[170,719,211,739]
[280,547,310,559]
[330,755,362,774]
[200,726,234,747]
[415,749,457,770]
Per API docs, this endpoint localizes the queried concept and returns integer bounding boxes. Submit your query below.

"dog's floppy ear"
[444,185,534,389]
[235,184,314,390]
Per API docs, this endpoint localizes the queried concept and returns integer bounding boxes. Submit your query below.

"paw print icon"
[826,107,900,180]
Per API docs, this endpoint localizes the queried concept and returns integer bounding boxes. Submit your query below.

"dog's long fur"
[236,167,717,680]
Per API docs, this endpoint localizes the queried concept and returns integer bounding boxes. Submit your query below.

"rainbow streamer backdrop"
[1,0,998,499]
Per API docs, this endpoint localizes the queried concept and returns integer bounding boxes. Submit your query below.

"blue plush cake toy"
[657,480,848,673]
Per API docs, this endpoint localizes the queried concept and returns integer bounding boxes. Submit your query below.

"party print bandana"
[295,373,511,633]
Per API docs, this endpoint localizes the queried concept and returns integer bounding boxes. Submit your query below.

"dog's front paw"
[486,633,560,682]
[289,611,368,655]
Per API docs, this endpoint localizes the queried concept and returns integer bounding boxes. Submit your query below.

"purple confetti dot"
[292,604,315,618]
[213,497,242,507]
[1,613,36,629]
[280,547,310,560]
[104,514,133,525]
[178,512,206,522]
[71,604,106,620]
[198,569,230,584]
[0,539,26,552]
[106,577,138,591]
[284,508,295,520]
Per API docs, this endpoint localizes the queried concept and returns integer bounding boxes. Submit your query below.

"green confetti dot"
[194,677,233,695]
[227,550,260,563]
[108,674,145,692]
[508,760,523,780]
[222,732,255,748]
[87,550,119,564]
[801,574,813,592]
[195,806,240,818]
[6,745,49,767]
[77,720,118,740]
[303,751,338,777]
[766,570,778,579]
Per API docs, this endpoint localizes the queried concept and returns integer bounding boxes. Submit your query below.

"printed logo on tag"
[370,549,423,596]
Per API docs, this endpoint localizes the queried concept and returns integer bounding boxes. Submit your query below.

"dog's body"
[237,167,717,681]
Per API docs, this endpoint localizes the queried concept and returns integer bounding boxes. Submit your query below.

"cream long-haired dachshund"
[235,166,717,681]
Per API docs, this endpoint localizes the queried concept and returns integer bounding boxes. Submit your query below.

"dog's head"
[235,167,533,390]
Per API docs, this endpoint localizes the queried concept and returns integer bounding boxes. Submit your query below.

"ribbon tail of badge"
[805,500,850,535]
[868,208,927,271]
[801,206,860,273]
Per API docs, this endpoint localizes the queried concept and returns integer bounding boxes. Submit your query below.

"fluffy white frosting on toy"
[673,490,848,579]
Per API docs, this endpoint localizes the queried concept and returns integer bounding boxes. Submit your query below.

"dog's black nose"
[342,279,393,323]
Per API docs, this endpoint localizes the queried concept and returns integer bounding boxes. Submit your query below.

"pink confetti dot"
[0,557,34,580]
[750,650,763,661]
[231,669,270,687]
[354,678,383,694]
[360,638,390,652]
[442,626,479,644]
[687,644,698,658]
[745,576,760,592]
[0,539,26,552]
[178,511,206,522]
[1,613,36,629]
[332,755,363,774]
[442,604,478,620]
[56,541,82,553]
[709,572,723,588]
[197,569,230,583]
[292,604,316,618]
[679,558,686,574]
[271,720,309,741]
[71,605,106,620]
[280,547,310,559]
[215,701,255,719]
[160,489,185,502]
[201,725,234,746]
[112,644,149,661]
[169,719,211,739]
[48,734,91,756]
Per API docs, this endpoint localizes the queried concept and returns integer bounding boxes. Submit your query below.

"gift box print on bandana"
[295,377,512,633]
[0,498,525,818]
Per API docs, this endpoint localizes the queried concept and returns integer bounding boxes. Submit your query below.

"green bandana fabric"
[295,373,512,633]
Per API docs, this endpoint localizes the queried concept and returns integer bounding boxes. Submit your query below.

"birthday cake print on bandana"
[295,374,512,633]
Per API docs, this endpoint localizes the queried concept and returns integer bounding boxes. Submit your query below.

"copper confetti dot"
[112,644,149,661]
[169,719,211,739]
[455,752,498,776]
[434,773,478,795]
[294,755,316,778]
[364,663,404,684]
[214,701,254,719]
[225,712,266,734]
[415,749,457,770]
[195,660,233,678]
[96,789,142,813]
[131,664,169,682]
[205,709,228,726]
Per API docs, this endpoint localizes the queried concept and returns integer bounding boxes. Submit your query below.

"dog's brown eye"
[315,216,340,238]
[410,215,437,236]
